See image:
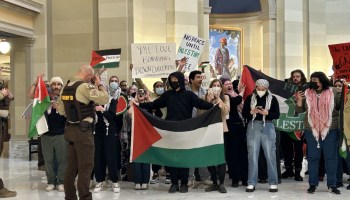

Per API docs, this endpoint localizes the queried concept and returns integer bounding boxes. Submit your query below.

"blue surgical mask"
[109,82,119,91]
[155,87,164,95]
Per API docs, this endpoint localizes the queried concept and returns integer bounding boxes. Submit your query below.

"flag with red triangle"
[28,77,50,138]
[90,49,121,68]
[130,105,225,168]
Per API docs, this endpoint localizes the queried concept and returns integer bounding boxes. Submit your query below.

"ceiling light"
[0,39,11,54]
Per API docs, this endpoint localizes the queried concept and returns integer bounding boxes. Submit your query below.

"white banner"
[176,33,206,72]
[131,43,177,78]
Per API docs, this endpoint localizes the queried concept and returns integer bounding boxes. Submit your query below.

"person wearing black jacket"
[131,71,213,194]
[242,79,280,193]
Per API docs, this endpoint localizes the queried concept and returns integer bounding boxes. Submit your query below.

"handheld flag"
[130,105,225,168]
[28,77,50,138]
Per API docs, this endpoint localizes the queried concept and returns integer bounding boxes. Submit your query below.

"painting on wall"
[209,26,242,80]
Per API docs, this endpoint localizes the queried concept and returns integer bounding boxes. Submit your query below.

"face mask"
[109,82,119,91]
[257,90,266,97]
[310,81,319,90]
[212,86,221,95]
[170,81,179,90]
[155,87,164,95]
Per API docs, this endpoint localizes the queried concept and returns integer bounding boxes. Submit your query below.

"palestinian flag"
[90,49,121,68]
[28,77,51,138]
[130,105,225,168]
[241,65,306,140]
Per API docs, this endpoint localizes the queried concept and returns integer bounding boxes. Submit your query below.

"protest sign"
[131,43,176,78]
[328,42,350,81]
[177,34,206,72]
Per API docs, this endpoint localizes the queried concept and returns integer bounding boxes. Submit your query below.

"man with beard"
[28,76,67,192]
[281,69,307,181]
[130,71,213,193]
[120,80,128,94]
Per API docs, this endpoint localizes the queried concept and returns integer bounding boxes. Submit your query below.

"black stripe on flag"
[136,105,222,132]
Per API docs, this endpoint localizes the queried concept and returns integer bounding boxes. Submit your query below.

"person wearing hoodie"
[131,71,213,194]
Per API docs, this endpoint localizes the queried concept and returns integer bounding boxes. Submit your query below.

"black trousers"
[94,134,121,183]
[208,164,226,185]
[225,123,248,184]
[281,132,304,171]
[168,167,189,185]
[258,131,281,181]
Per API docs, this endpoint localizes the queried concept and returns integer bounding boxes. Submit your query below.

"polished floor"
[0,141,350,200]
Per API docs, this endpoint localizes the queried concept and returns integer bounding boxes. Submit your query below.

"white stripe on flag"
[152,122,223,149]
[36,115,48,135]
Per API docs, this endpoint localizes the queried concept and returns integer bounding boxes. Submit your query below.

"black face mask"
[170,81,179,90]
[310,81,319,90]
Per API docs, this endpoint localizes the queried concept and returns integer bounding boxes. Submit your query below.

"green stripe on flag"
[93,62,120,68]
[133,144,225,168]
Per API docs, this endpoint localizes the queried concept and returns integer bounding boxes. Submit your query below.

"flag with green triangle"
[28,77,50,138]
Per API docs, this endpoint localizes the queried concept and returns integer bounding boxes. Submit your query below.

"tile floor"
[0,140,349,200]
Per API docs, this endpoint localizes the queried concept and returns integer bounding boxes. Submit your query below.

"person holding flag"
[296,72,341,194]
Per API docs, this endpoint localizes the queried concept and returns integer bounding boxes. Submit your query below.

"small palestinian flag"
[90,49,121,68]
[130,105,225,168]
[241,65,306,139]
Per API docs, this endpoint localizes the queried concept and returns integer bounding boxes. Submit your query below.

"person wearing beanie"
[28,75,67,192]
[242,79,280,193]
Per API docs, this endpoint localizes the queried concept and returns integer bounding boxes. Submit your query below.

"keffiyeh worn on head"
[250,79,272,127]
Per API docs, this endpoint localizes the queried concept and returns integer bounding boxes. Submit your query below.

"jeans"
[247,121,278,186]
[305,129,339,187]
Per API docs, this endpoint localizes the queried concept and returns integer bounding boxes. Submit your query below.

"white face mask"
[257,90,266,97]
[212,86,221,95]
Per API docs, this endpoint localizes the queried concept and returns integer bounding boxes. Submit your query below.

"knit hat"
[50,77,63,86]
[255,79,269,88]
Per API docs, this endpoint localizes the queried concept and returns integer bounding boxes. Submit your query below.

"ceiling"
[209,0,261,14]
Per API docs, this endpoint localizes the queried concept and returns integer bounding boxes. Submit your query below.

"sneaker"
[231,182,239,188]
[45,184,55,192]
[218,184,227,193]
[134,183,141,190]
[269,185,278,192]
[141,184,148,190]
[0,188,17,198]
[180,184,188,193]
[294,174,303,181]
[165,174,171,184]
[94,182,103,193]
[150,174,159,184]
[113,182,120,193]
[205,184,219,192]
[281,170,294,179]
[307,185,316,194]
[57,184,64,192]
[246,185,255,192]
[328,187,340,194]
[168,184,179,193]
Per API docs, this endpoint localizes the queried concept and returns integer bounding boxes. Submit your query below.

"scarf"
[250,90,273,127]
[305,88,334,142]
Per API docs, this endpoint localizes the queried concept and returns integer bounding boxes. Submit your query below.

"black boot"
[282,167,294,179]
[294,170,303,181]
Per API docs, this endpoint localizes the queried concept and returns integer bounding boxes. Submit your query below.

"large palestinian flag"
[241,65,306,140]
[130,105,225,168]
[90,49,121,68]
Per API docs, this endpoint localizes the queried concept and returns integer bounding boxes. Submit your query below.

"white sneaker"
[57,184,64,192]
[113,182,120,193]
[134,183,141,190]
[94,182,103,193]
[141,184,148,190]
[45,184,55,192]
[269,185,278,192]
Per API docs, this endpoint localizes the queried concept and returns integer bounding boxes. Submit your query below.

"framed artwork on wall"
[209,26,243,80]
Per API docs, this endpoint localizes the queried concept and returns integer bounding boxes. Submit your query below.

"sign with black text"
[328,42,350,81]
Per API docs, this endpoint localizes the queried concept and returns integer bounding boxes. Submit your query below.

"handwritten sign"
[131,43,176,78]
[328,42,350,81]
[176,33,206,72]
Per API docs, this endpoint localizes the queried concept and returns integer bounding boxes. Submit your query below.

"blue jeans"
[305,129,339,187]
[247,121,278,186]
[133,163,150,184]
